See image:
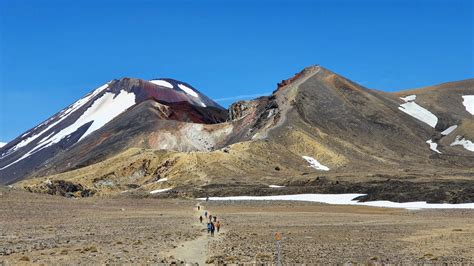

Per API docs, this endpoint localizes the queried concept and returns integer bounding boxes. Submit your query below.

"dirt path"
[166,203,224,265]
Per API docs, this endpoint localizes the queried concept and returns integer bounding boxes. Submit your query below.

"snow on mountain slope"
[0,143,6,148]
[0,90,136,171]
[426,139,441,154]
[149,79,173,88]
[177,83,199,98]
[398,95,438,128]
[451,136,474,152]
[302,156,330,171]
[145,78,218,109]
[462,95,474,115]
[441,125,458,135]
[4,83,110,156]
[0,77,226,184]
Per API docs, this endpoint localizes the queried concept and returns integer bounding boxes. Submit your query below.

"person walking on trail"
[199,216,203,223]
[197,205,200,211]
[216,221,221,233]
[210,222,215,237]
[207,222,212,234]
[213,216,217,222]
[209,215,213,222]
[205,211,208,218]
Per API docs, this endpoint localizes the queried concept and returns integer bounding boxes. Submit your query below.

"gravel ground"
[205,200,474,264]
[1,187,473,264]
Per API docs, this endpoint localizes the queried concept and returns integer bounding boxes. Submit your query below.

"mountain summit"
[1,66,473,203]
[0,78,226,184]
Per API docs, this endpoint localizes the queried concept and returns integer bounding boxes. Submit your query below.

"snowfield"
[2,83,109,156]
[0,89,136,170]
[150,80,174,88]
[398,96,438,128]
[150,188,173,194]
[426,139,441,154]
[441,125,458,135]
[451,136,474,152]
[200,194,474,210]
[302,156,330,171]
[177,84,199,98]
[0,142,6,148]
[400,94,416,102]
[462,95,474,115]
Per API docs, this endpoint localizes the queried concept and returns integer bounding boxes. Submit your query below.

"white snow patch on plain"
[150,188,173,194]
[398,99,438,128]
[450,136,474,152]
[156,178,169,183]
[462,95,474,115]
[150,80,174,88]
[441,125,458,136]
[0,142,6,148]
[177,84,199,97]
[201,194,474,210]
[426,139,441,154]
[269,185,285,188]
[302,156,329,171]
[400,95,416,102]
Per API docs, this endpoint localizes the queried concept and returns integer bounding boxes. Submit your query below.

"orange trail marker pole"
[275,232,282,265]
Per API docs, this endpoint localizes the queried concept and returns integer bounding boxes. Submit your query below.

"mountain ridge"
[1,65,473,203]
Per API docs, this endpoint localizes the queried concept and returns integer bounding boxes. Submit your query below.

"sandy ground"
[1,187,473,264]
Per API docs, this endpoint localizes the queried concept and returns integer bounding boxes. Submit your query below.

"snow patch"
[201,194,474,210]
[426,139,441,154]
[450,136,474,152]
[302,156,329,171]
[398,96,438,128]
[177,84,199,97]
[0,142,6,148]
[462,95,474,115]
[150,80,174,88]
[441,125,458,136]
[150,188,173,194]
[400,95,416,102]
[269,185,285,188]
[4,83,109,155]
[0,90,135,170]
[45,90,136,146]
[156,178,169,183]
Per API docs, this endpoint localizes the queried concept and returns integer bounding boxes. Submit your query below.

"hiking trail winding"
[165,204,224,265]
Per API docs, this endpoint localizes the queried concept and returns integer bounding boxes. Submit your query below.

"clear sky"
[0,0,472,142]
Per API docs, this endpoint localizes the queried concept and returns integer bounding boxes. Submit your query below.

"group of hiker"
[197,205,221,237]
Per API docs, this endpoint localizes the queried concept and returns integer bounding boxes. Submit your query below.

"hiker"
[213,216,217,222]
[205,211,208,218]
[199,216,203,223]
[206,196,209,202]
[197,205,200,211]
[207,222,212,234]
[216,221,221,233]
[210,222,215,237]
[209,214,213,222]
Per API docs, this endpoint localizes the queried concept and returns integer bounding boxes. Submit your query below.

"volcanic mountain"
[0,78,227,184]
[1,66,473,203]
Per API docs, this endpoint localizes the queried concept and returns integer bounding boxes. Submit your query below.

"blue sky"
[0,0,472,142]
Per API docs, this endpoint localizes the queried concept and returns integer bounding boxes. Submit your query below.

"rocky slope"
[0,78,226,184]
[1,66,473,202]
